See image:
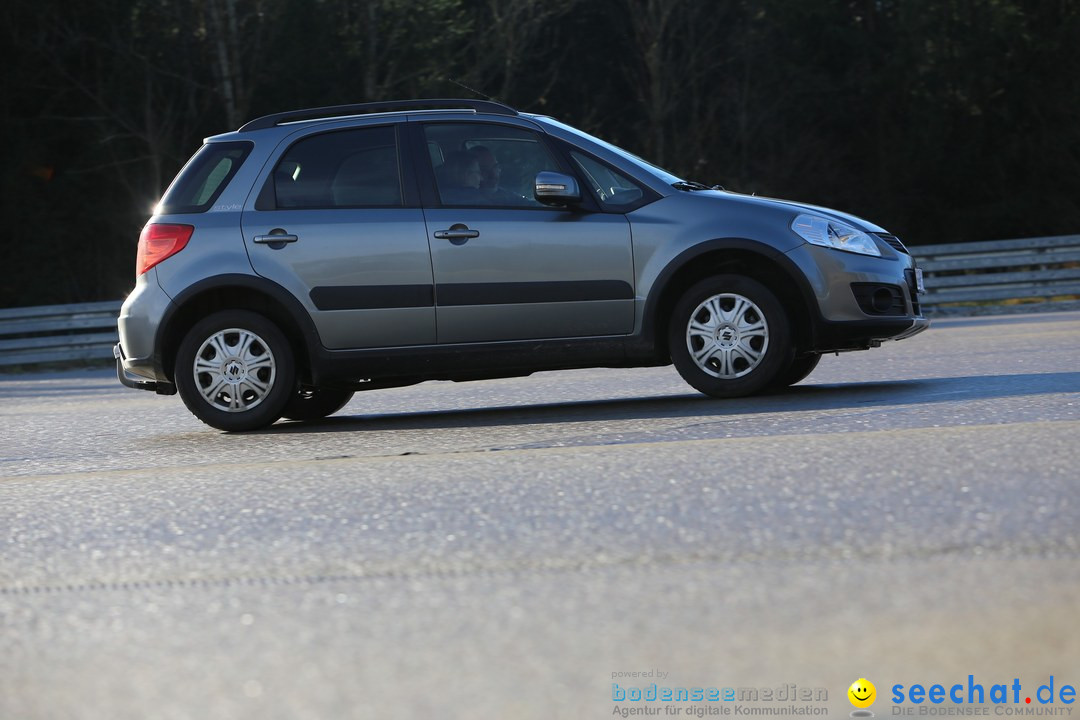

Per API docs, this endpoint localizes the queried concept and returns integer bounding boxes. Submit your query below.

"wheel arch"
[156,274,322,384]
[639,239,819,362]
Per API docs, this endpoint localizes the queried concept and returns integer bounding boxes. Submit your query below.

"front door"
[418,122,635,344]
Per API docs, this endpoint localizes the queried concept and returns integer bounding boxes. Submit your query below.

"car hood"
[687,190,889,234]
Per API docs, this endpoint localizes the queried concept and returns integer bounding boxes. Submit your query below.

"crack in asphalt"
[2,543,1072,597]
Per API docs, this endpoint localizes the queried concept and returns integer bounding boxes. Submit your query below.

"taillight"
[136,223,194,275]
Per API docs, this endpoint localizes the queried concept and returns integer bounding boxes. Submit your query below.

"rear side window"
[270,126,402,209]
[158,141,252,214]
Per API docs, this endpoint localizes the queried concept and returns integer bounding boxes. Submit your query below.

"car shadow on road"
[251,371,1080,435]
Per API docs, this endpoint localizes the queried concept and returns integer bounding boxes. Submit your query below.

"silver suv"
[115,99,928,431]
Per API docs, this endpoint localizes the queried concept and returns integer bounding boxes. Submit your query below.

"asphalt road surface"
[2,312,1078,720]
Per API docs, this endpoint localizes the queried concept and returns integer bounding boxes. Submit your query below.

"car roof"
[237,99,518,133]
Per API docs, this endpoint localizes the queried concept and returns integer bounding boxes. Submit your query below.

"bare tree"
[331,0,470,101]
[464,0,582,104]
[205,0,282,128]
[621,0,733,174]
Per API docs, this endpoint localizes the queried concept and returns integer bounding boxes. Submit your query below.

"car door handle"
[434,226,479,241]
[253,232,299,244]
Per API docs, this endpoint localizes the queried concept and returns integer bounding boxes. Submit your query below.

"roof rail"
[239,98,518,132]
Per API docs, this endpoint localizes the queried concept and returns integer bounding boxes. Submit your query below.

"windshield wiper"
[673,181,724,191]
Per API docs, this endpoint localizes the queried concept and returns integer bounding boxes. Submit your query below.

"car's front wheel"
[668,275,792,398]
[770,352,822,389]
[175,310,295,431]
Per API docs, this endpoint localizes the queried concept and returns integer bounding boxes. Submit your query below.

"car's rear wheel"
[175,310,295,431]
[669,274,792,398]
[281,387,355,421]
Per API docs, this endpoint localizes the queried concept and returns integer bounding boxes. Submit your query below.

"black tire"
[174,310,295,431]
[769,352,822,389]
[281,387,355,421]
[668,274,793,398]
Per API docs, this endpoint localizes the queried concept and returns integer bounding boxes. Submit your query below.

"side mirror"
[534,171,581,206]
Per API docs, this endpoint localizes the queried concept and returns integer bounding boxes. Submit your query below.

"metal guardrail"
[1,234,1078,366]
[912,234,1080,314]
[0,300,121,367]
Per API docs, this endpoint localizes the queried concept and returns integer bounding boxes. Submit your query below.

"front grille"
[851,283,906,316]
[875,233,909,254]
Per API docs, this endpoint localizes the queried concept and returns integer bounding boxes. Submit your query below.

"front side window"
[159,141,252,214]
[273,126,402,209]
[570,151,644,208]
[423,123,561,207]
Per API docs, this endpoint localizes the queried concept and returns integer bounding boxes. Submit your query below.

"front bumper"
[785,240,929,351]
[813,315,929,352]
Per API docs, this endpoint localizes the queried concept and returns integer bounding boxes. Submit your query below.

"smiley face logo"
[848,678,876,708]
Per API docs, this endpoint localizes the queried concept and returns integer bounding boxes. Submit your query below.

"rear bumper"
[114,343,175,394]
[116,270,175,392]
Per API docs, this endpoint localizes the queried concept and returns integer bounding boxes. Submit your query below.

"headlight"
[791,214,881,257]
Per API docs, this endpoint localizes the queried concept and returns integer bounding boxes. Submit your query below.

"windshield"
[534,117,684,186]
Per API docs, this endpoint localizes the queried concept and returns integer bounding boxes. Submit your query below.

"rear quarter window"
[158,141,252,214]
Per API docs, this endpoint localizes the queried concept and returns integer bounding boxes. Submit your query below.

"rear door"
[241,123,435,350]
[415,120,635,344]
